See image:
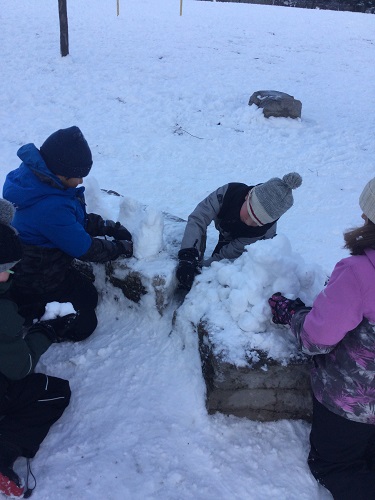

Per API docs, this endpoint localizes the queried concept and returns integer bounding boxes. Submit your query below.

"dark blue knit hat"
[40,126,93,178]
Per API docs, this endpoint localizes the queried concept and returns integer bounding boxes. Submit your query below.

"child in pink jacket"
[269,178,375,500]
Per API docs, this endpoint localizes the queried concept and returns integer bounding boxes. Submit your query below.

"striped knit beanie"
[247,172,302,226]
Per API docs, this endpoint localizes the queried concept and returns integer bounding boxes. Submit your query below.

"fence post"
[58,0,69,56]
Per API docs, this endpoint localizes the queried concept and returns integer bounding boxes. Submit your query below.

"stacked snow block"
[198,323,313,422]
[105,261,147,303]
[102,214,184,313]
[105,259,173,315]
[73,257,176,315]
[90,190,184,313]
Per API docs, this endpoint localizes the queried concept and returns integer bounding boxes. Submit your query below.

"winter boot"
[0,466,24,498]
[0,442,24,498]
[28,313,78,343]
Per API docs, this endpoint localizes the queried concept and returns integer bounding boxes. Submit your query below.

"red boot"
[0,466,24,498]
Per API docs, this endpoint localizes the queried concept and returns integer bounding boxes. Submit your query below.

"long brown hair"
[343,220,375,255]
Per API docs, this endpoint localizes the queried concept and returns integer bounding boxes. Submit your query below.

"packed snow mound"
[85,179,166,261]
[176,234,327,367]
[119,197,164,259]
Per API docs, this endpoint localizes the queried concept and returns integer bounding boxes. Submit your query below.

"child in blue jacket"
[3,126,132,341]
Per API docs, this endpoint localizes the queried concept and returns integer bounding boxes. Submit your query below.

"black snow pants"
[308,396,375,500]
[0,373,71,458]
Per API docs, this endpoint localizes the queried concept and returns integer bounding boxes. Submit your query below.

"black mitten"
[86,213,106,236]
[104,220,132,241]
[176,248,200,290]
[28,313,78,343]
[114,239,133,258]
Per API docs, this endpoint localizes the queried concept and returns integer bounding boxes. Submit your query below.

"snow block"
[100,208,183,314]
[105,259,175,315]
[249,90,302,119]
[198,323,313,421]
[72,247,176,315]
[106,261,147,303]
[79,185,185,313]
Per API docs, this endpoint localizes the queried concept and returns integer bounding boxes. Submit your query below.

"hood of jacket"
[3,143,85,210]
[2,144,90,255]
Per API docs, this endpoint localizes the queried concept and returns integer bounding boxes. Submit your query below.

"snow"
[175,234,326,366]
[39,302,76,321]
[1,0,374,498]
[119,198,164,259]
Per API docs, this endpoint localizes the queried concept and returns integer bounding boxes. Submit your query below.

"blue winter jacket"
[3,143,91,258]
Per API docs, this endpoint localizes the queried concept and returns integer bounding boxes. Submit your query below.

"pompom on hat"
[359,178,375,223]
[40,126,93,179]
[247,172,302,226]
[0,199,23,273]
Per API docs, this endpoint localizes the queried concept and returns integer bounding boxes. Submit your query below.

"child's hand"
[115,239,133,258]
[105,220,132,241]
[268,293,305,326]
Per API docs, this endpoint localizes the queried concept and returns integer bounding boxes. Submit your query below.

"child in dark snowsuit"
[3,126,133,341]
[0,199,71,498]
[177,173,302,290]
[269,178,375,500]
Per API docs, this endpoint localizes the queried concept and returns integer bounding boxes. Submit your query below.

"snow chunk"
[119,197,164,259]
[40,302,76,320]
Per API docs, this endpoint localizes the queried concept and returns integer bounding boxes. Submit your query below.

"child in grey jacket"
[177,173,302,290]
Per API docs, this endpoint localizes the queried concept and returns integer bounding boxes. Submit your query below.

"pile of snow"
[176,235,327,366]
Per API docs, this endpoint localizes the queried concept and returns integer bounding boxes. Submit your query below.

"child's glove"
[104,220,132,241]
[28,313,78,343]
[176,248,200,290]
[268,293,305,326]
[114,239,133,258]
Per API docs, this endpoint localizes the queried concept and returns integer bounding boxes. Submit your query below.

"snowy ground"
[1,0,375,498]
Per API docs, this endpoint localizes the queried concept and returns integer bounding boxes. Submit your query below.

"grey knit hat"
[359,178,375,223]
[247,172,302,226]
[0,199,23,273]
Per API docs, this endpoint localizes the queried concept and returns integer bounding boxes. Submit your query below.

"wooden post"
[58,0,69,56]
[117,0,120,16]
[180,0,183,16]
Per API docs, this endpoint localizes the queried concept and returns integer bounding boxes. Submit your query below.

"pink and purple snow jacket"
[291,248,375,425]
